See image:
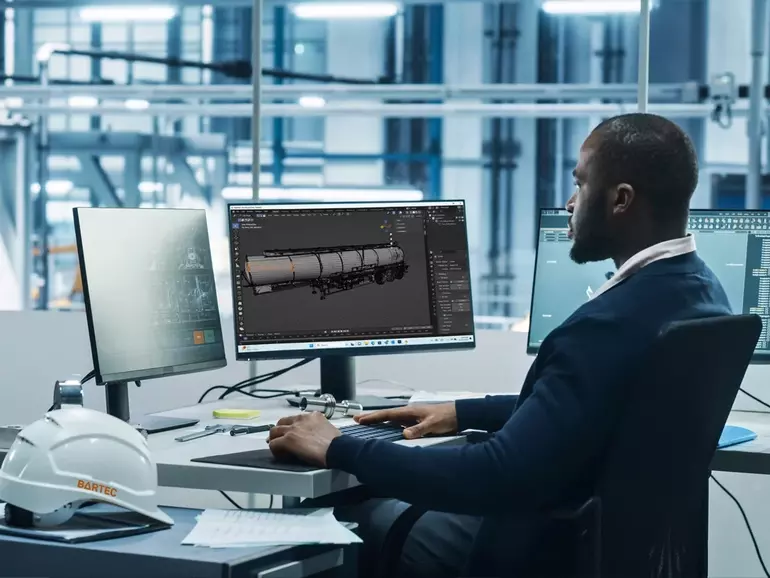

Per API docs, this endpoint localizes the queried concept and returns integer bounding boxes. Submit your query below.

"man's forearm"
[455,394,519,432]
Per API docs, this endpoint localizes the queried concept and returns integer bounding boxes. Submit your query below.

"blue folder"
[718,425,757,448]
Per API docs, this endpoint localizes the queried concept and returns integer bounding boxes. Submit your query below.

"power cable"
[197,358,316,403]
[710,474,770,578]
[219,491,273,510]
[740,388,770,412]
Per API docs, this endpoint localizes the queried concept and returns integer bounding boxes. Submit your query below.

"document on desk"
[181,508,361,548]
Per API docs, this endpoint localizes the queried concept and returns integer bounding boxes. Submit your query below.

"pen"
[230,424,275,436]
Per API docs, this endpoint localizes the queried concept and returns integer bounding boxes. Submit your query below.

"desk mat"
[191,448,321,472]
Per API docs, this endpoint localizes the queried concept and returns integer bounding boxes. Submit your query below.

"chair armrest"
[377,504,429,578]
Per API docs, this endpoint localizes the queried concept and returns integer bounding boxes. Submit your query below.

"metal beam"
[0,82,698,101]
[169,153,210,202]
[747,0,769,209]
[45,131,227,156]
[13,0,475,7]
[637,0,651,112]
[77,155,123,207]
[2,101,764,118]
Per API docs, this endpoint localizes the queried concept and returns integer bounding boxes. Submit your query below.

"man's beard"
[569,201,614,264]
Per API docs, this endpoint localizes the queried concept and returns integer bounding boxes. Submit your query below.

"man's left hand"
[267,412,342,467]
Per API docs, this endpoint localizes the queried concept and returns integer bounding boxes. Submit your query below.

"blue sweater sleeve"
[455,395,519,432]
[326,315,647,516]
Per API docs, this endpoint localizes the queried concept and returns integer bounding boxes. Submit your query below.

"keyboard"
[338,423,406,442]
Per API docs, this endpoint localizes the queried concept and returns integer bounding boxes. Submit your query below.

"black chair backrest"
[595,314,762,578]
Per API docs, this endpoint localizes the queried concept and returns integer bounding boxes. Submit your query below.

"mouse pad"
[191,448,321,472]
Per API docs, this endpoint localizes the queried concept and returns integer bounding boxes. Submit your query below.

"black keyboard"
[338,423,406,442]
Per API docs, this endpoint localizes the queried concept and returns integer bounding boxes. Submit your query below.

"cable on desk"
[197,358,316,403]
[740,388,770,412]
[219,491,274,510]
[710,474,770,578]
[219,491,243,510]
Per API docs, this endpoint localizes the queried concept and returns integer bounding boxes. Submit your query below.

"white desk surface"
[148,391,460,499]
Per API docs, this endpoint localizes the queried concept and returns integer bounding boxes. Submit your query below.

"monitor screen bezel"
[227,200,476,361]
[74,207,228,385]
[526,207,770,364]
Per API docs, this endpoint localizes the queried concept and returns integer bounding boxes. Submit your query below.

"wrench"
[175,424,230,442]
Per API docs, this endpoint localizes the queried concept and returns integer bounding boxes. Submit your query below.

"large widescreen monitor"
[528,208,770,360]
[227,200,475,402]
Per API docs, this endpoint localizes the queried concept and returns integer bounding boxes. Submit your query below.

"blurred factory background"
[0,0,768,329]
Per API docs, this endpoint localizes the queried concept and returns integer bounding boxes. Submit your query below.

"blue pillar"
[89,24,102,133]
[272,7,285,186]
[427,6,443,200]
[167,14,183,135]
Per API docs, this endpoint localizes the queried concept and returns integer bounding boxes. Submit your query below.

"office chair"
[378,314,762,578]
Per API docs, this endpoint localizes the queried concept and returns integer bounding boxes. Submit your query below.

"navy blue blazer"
[326,251,732,576]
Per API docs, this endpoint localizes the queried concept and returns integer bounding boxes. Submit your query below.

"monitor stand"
[104,382,199,434]
[319,356,408,411]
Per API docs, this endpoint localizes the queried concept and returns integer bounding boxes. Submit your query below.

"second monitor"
[528,208,770,360]
[228,200,476,404]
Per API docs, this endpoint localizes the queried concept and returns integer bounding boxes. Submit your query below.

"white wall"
[3,309,770,574]
[705,0,769,168]
[322,19,387,186]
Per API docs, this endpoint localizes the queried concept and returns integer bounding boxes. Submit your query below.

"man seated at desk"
[267,113,733,578]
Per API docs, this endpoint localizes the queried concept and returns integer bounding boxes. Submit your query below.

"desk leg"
[283,496,302,508]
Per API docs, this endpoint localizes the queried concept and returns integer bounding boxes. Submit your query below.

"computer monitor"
[74,207,227,432]
[528,208,770,361]
[228,200,475,404]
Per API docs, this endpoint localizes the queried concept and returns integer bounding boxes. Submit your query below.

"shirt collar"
[589,234,696,300]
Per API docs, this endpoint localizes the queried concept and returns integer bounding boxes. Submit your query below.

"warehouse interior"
[1,0,770,575]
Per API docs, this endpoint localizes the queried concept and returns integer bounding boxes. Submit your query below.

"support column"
[13,8,32,77]
[510,0,539,317]
[323,20,387,186]
[442,3,483,292]
[272,7,286,186]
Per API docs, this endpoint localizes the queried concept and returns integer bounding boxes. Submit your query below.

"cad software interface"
[529,209,770,354]
[76,208,226,381]
[229,201,474,354]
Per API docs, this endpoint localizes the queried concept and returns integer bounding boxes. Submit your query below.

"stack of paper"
[181,508,361,548]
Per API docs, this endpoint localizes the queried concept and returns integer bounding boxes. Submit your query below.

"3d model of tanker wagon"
[242,243,408,299]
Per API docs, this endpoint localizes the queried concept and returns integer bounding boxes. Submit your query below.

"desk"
[147,395,461,500]
[713,411,770,474]
[0,506,352,578]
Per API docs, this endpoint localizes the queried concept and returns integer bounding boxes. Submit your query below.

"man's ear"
[611,183,635,214]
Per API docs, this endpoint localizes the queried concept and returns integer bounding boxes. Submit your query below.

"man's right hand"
[354,402,458,439]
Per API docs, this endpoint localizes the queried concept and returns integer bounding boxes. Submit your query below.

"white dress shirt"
[590,235,696,300]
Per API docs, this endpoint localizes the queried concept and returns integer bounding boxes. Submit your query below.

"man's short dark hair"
[588,113,699,222]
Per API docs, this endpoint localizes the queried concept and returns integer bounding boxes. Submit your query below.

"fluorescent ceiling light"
[31,180,74,197]
[298,95,326,108]
[222,186,423,202]
[79,6,177,22]
[291,2,398,19]
[125,99,150,110]
[139,181,163,194]
[68,95,98,108]
[541,1,643,14]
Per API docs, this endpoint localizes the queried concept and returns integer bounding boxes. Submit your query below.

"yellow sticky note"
[212,409,261,420]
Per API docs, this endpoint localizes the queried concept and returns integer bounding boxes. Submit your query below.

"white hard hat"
[0,408,173,527]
